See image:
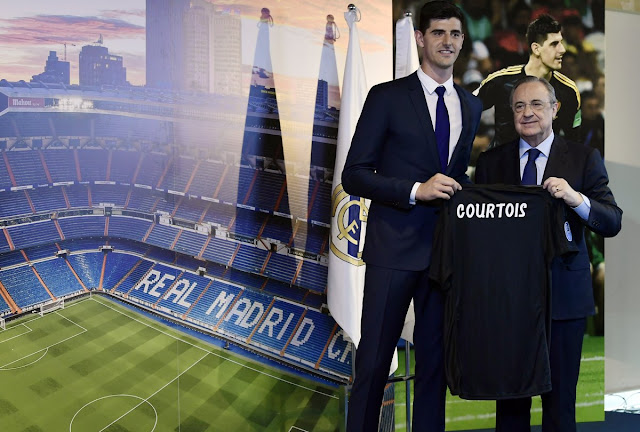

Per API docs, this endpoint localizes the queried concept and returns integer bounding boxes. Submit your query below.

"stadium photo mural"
[0,0,607,431]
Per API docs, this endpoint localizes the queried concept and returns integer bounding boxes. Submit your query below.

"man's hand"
[542,177,584,208]
[415,173,462,202]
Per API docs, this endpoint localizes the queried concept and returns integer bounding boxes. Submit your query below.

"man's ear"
[531,42,541,56]
[415,30,424,48]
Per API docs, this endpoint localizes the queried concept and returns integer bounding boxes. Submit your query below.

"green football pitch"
[0,296,343,432]
[0,295,604,431]
[394,334,605,431]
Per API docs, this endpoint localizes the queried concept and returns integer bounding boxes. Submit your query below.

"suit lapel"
[542,136,568,182]
[407,72,441,170]
[504,141,521,184]
[447,84,472,175]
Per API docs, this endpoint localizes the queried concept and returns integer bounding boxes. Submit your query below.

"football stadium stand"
[0,82,347,380]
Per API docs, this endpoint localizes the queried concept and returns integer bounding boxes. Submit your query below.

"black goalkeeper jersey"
[476,65,581,147]
[429,185,577,400]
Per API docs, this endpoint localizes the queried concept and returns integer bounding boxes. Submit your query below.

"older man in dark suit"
[475,75,622,432]
[341,1,482,430]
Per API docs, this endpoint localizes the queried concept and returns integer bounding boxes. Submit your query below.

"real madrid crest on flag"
[330,184,368,266]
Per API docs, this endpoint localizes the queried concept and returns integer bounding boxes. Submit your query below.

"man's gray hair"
[509,75,557,106]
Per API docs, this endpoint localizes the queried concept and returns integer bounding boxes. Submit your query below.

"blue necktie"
[521,148,541,185]
[435,86,450,172]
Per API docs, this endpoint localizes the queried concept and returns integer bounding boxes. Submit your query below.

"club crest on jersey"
[330,183,368,266]
[564,221,573,241]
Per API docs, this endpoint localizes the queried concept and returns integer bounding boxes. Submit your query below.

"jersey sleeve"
[475,76,496,111]
[555,76,582,141]
[547,198,580,259]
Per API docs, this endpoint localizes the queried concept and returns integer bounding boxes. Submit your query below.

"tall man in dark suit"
[475,76,622,432]
[341,2,482,430]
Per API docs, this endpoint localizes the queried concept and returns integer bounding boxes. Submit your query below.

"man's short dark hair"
[418,1,465,34]
[526,14,562,52]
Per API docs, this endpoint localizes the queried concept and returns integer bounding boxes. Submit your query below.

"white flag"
[327,8,369,349]
[395,14,420,80]
[327,7,398,373]
[395,13,419,344]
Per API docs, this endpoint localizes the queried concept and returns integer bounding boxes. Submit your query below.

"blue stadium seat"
[0,191,33,218]
[58,216,106,240]
[201,236,236,266]
[283,308,337,371]
[259,216,294,245]
[64,185,89,209]
[160,155,196,194]
[29,187,67,213]
[231,244,268,274]
[262,279,307,302]
[6,151,48,186]
[7,220,60,249]
[67,253,104,289]
[145,224,179,249]
[91,185,128,207]
[186,279,242,327]
[0,250,27,268]
[294,260,327,294]
[172,197,209,222]
[155,270,212,316]
[34,259,85,297]
[113,259,154,295]
[201,202,236,227]
[0,265,52,309]
[0,294,10,316]
[231,208,266,238]
[42,149,76,184]
[217,288,275,341]
[135,152,169,189]
[78,149,108,182]
[248,298,306,354]
[102,253,143,291]
[0,229,10,254]
[173,229,207,257]
[246,170,284,212]
[108,216,152,242]
[263,253,298,285]
[126,188,159,212]
[127,262,181,306]
[110,150,141,184]
[185,159,225,198]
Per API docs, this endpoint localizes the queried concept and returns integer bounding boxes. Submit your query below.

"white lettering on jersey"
[457,202,528,219]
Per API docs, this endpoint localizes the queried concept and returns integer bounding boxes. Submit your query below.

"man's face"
[512,81,557,146]
[582,97,601,121]
[534,32,566,71]
[415,18,464,72]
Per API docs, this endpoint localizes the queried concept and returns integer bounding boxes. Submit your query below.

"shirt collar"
[417,67,455,95]
[519,132,554,159]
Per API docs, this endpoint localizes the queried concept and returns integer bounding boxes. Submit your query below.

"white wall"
[604,7,640,393]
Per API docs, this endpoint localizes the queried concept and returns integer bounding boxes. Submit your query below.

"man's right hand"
[415,173,461,202]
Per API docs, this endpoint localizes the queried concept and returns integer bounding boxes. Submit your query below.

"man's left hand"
[542,177,584,208]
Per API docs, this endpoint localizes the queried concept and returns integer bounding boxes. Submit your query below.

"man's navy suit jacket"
[342,71,483,272]
[475,136,622,319]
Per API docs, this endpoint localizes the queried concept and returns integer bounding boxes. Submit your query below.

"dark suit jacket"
[342,71,483,271]
[475,136,622,319]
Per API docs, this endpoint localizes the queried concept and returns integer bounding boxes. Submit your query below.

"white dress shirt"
[410,68,463,204]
